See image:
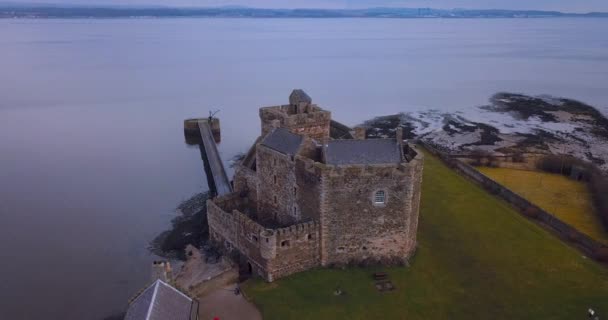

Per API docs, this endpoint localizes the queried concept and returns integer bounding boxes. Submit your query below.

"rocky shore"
[363,92,608,170]
[150,192,210,260]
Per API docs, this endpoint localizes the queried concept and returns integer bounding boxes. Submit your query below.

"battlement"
[207,192,321,282]
[260,103,331,140]
[209,194,319,238]
[275,220,318,238]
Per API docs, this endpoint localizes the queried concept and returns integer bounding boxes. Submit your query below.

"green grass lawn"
[242,150,608,320]
[477,167,608,245]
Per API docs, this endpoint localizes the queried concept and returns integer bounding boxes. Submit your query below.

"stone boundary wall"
[419,142,607,261]
[453,153,545,171]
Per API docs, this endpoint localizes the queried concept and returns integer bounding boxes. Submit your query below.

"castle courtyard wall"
[266,222,321,280]
[207,194,322,282]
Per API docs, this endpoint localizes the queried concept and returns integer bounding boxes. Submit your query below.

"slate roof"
[324,139,402,165]
[289,89,312,105]
[125,280,196,320]
[261,128,303,155]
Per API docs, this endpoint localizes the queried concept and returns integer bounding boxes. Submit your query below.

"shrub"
[469,149,496,167]
[524,206,540,219]
[537,155,608,231]
[594,247,608,262]
[537,154,568,174]
[566,230,579,243]
[512,152,525,163]
[589,169,608,229]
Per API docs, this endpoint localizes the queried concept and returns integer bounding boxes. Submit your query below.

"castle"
[207,90,424,282]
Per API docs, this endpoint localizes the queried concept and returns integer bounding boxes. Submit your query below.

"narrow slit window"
[374,190,386,204]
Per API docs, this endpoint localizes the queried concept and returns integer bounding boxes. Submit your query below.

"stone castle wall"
[207,194,321,282]
[208,92,424,281]
[209,144,425,281]
[318,156,424,266]
[265,222,320,280]
[294,157,324,222]
[256,144,300,226]
[259,105,331,140]
[233,165,258,208]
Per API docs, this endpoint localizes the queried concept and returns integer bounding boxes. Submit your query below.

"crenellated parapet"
[260,104,331,140]
[207,193,322,282]
[275,220,318,240]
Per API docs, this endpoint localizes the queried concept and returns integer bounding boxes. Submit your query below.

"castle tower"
[260,229,277,260]
[259,89,331,140]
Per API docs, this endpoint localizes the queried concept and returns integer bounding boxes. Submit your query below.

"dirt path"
[198,284,262,320]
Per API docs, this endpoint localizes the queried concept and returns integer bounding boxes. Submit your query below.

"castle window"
[294,187,297,196]
[307,234,313,240]
[251,235,258,242]
[337,246,345,252]
[274,175,277,185]
[374,190,386,205]
[293,206,297,216]
[274,196,277,204]
[281,240,290,247]
[274,158,277,165]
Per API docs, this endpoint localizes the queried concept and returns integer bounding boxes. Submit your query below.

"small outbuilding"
[124,279,199,320]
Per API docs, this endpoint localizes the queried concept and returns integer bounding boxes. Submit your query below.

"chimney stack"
[152,260,173,283]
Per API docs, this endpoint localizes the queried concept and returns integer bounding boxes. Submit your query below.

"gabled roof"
[261,127,303,155]
[325,139,402,165]
[289,89,312,105]
[125,280,197,320]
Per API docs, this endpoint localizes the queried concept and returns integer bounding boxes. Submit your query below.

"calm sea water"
[0,18,607,319]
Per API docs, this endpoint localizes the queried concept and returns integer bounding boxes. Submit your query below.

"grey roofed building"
[125,280,198,320]
[324,139,402,165]
[260,127,303,155]
[289,89,312,106]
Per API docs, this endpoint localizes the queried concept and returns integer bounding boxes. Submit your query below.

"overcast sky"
[11,0,608,13]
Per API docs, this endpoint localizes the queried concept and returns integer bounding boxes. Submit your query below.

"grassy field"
[242,150,608,320]
[477,167,608,245]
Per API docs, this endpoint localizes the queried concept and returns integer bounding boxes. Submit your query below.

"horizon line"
[1,3,607,15]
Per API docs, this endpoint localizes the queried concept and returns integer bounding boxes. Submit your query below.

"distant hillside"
[1,6,607,19]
